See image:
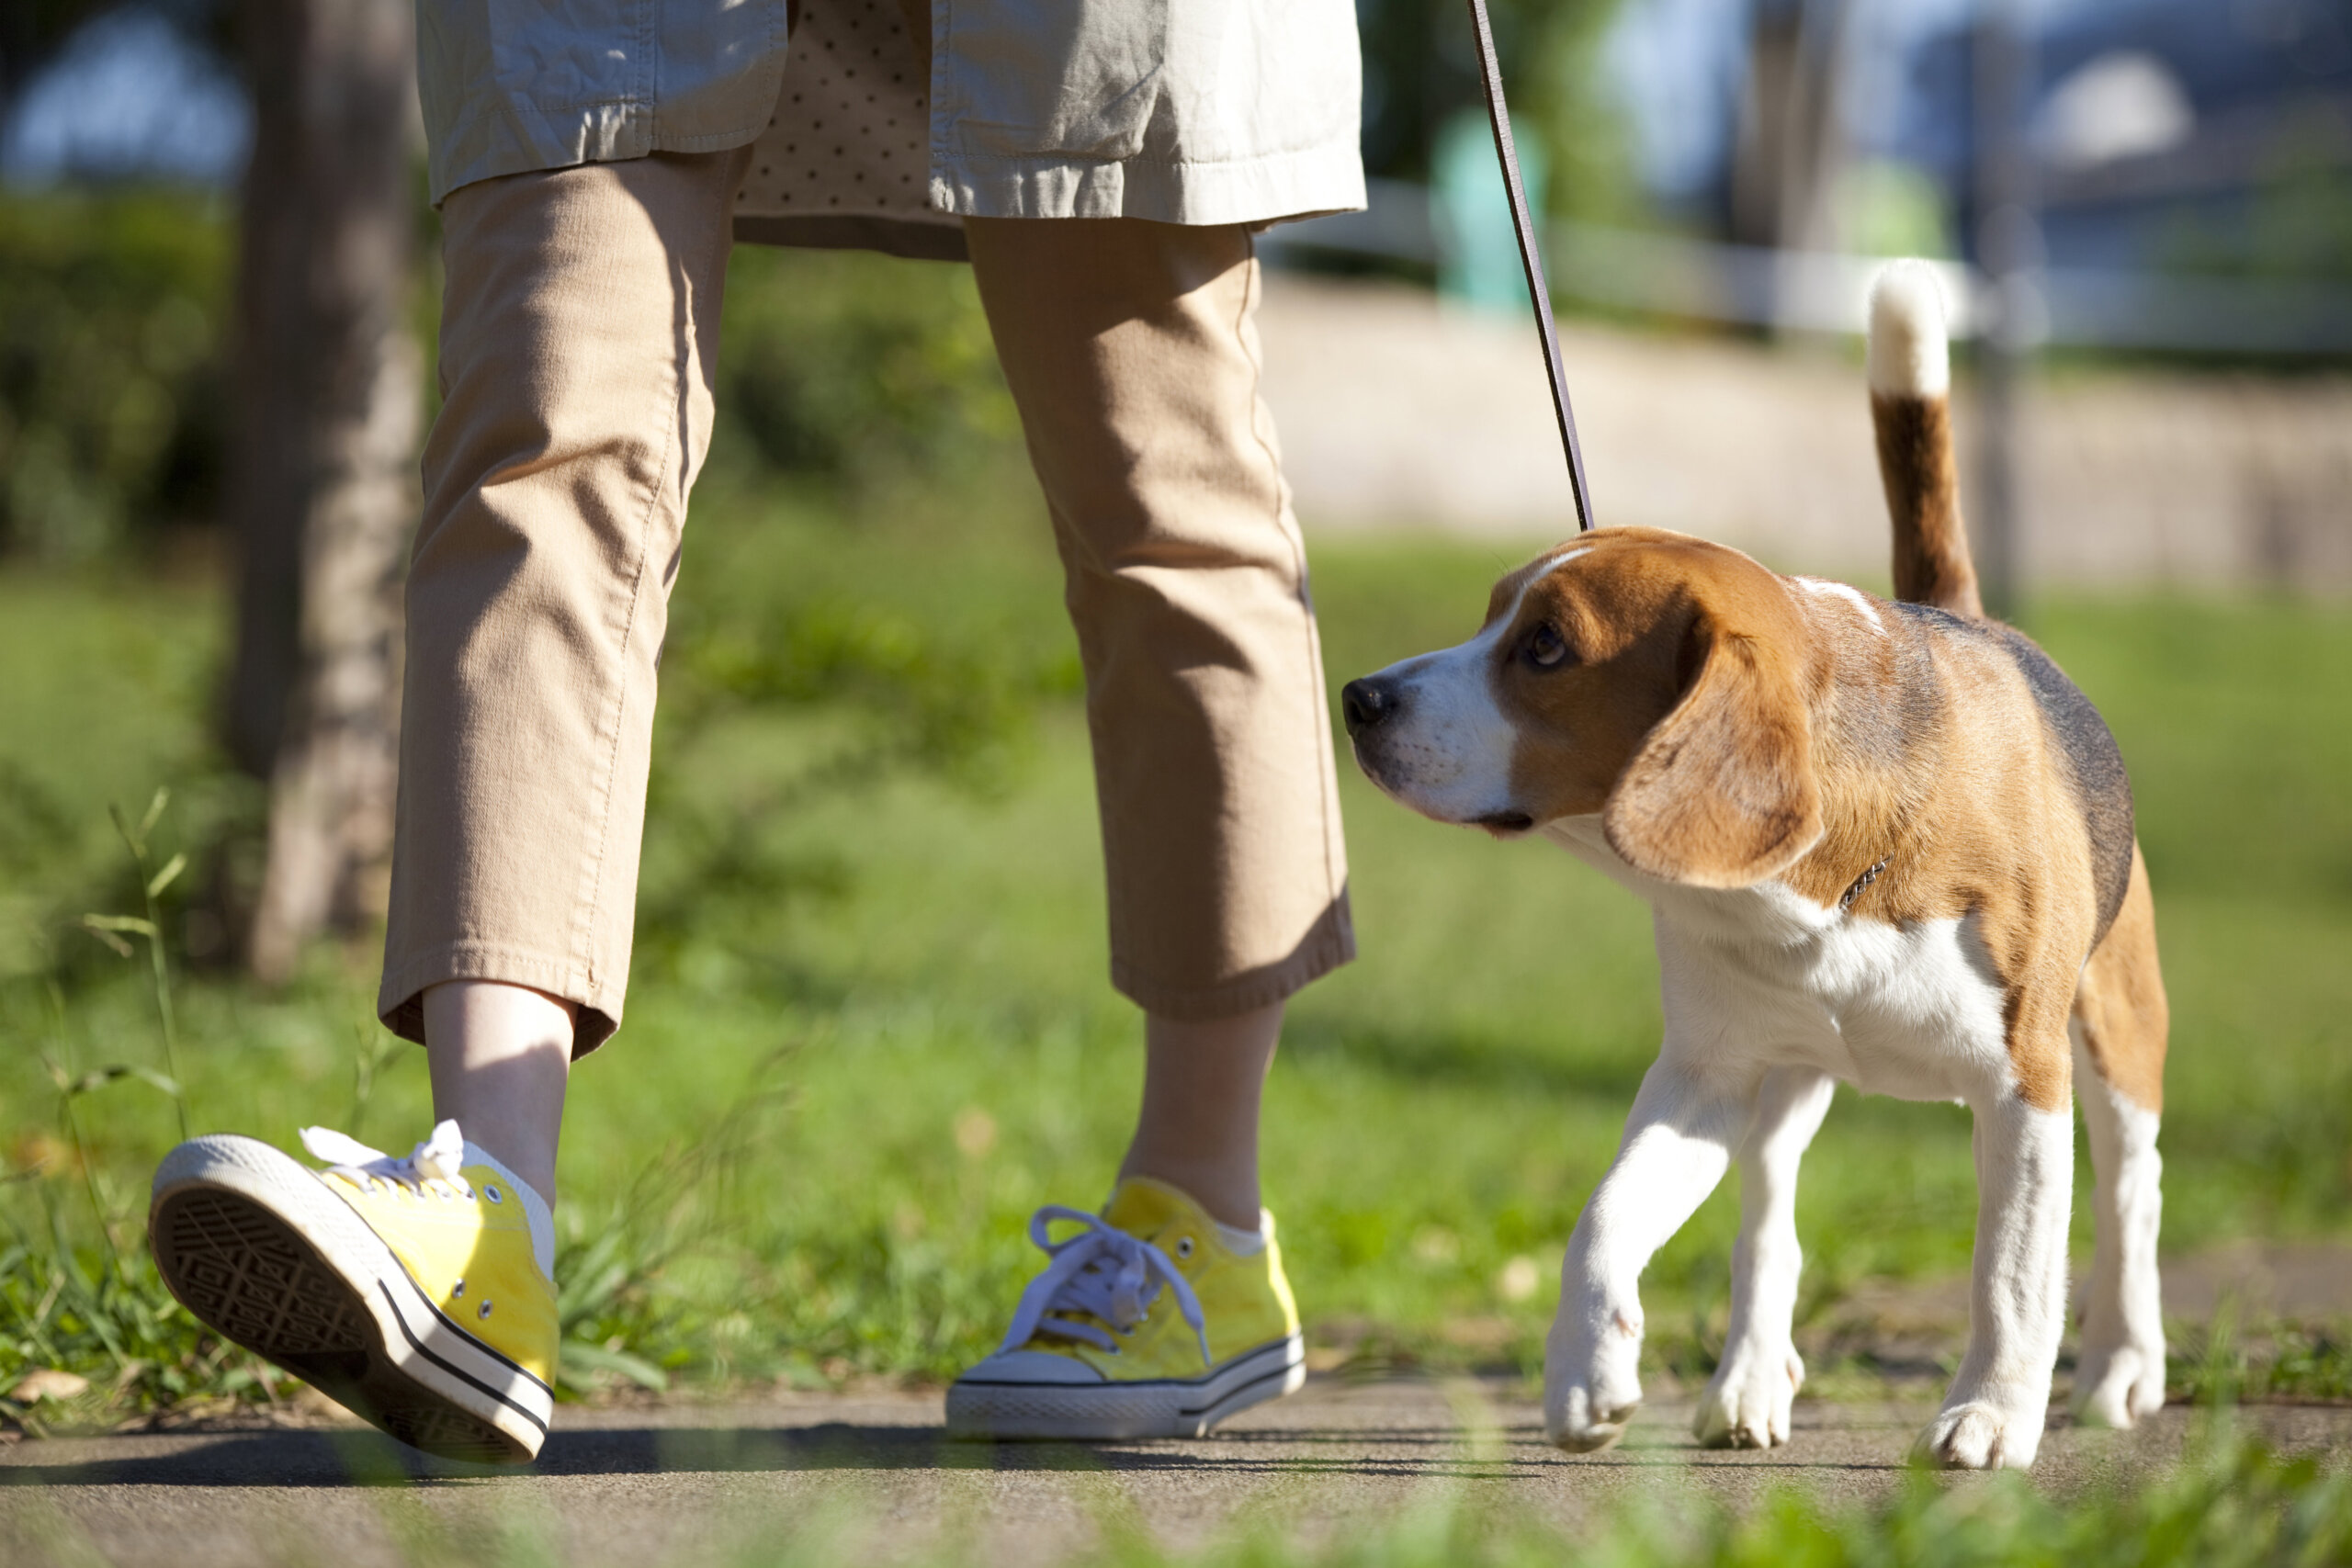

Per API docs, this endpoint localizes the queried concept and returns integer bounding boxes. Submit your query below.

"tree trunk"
[225,0,418,983]
[1728,0,1852,254]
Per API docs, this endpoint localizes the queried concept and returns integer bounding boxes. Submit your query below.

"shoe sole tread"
[151,1135,547,1464]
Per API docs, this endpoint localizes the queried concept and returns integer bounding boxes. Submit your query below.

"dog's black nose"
[1340,678,1397,737]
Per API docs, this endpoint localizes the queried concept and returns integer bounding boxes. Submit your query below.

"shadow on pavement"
[0,1418,1908,1489]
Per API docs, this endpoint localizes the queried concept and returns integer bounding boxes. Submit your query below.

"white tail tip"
[1867,260,1951,399]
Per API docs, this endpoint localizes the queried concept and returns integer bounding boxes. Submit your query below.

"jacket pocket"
[940,0,1166,161]
[487,0,649,110]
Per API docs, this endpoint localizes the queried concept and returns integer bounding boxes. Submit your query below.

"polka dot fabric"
[732,0,966,259]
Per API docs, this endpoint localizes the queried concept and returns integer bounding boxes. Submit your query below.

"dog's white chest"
[1686,908,2011,1101]
[1544,820,2015,1104]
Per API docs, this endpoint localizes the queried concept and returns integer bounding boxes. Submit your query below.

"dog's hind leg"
[1695,1066,1836,1450]
[2072,1032,2165,1426]
[2070,849,2168,1427]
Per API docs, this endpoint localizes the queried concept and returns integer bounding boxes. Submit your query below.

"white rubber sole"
[149,1134,551,1463]
[944,1334,1306,1440]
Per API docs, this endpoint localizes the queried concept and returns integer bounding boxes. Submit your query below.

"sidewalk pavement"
[6,1377,2346,1567]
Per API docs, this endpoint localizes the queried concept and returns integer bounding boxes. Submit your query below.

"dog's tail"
[1866,262,1984,618]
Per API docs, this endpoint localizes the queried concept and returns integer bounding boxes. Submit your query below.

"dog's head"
[1341,527,1826,889]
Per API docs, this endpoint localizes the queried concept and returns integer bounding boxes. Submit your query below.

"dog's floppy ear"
[1602,613,1823,888]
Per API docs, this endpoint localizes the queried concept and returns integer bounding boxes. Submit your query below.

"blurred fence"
[1264,177,2352,357]
[1250,268,2352,592]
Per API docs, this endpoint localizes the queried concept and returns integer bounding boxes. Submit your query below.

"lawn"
[2,465,2349,1412]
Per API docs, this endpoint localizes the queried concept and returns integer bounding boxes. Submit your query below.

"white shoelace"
[997,1205,1210,1366]
[300,1119,474,1200]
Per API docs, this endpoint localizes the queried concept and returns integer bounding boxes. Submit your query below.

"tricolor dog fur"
[1340,261,2168,1471]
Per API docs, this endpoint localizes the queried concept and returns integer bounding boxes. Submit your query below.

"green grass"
[3,487,2350,1418]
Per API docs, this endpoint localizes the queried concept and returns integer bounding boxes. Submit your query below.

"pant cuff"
[377,942,620,1057]
[1109,893,1356,1021]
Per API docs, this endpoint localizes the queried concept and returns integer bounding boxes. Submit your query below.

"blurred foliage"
[0,189,1023,562]
[1357,0,1636,225]
[634,581,1078,979]
[2164,109,2352,286]
[1838,159,1960,261]
[2172,1314,2352,1405]
[2241,171,2352,286]
[704,244,1019,496]
[0,188,231,561]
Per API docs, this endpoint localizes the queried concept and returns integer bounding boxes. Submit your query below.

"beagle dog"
[1340,262,2167,1470]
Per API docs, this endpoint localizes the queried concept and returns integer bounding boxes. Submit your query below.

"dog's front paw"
[1695,1338,1804,1450]
[1546,1380,1641,1452]
[2071,1339,2166,1429]
[1914,1396,2048,1470]
[1544,1319,1644,1453]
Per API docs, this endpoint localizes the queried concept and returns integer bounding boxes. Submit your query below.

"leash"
[1463,0,1596,532]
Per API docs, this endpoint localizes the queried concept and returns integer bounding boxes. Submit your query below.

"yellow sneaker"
[150,1121,556,1463]
[945,1177,1306,1439]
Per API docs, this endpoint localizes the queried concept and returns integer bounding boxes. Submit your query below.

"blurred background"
[1,0,2346,1419]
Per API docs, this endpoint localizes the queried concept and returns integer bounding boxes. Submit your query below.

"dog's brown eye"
[1526,624,1570,669]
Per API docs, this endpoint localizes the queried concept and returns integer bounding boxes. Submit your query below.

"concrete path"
[6,1380,2346,1567]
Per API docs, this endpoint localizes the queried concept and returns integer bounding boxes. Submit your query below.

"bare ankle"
[421,980,574,1207]
[1117,1002,1283,1231]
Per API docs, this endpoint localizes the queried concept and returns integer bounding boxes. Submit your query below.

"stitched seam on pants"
[1044,502,1133,968]
[1235,234,1344,916]
[570,250,689,999]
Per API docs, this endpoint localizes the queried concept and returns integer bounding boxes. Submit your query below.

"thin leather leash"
[1463,0,1596,532]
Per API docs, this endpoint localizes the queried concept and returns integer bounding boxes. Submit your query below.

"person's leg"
[964,211,1354,1189]
[379,148,751,1213]
[966,215,1353,1228]
[150,150,744,1465]
[947,217,1351,1438]
[882,0,1311,1243]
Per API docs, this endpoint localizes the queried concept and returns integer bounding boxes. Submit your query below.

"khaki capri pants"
[379,147,1355,1054]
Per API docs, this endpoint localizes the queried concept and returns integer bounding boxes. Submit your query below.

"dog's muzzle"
[1342,671,1534,835]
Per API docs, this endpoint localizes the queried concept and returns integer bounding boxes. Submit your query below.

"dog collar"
[1838,857,1891,913]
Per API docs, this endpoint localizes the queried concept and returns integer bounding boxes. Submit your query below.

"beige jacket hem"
[930,141,1366,228]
